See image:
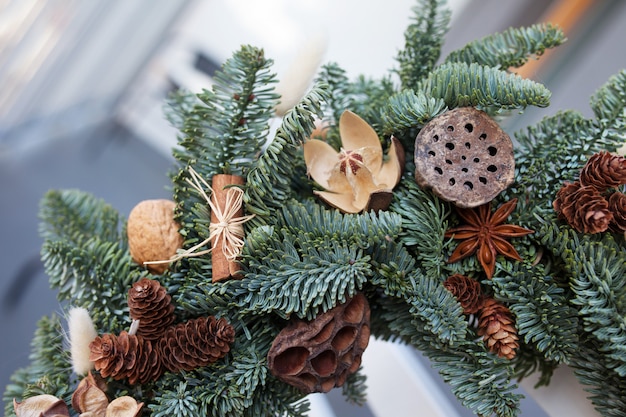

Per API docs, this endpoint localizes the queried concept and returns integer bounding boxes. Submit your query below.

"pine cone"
[89,331,162,385]
[267,293,370,394]
[608,192,626,232]
[579,151,626,190]
[159,316,235,373]
[477,298,519,360]
[128,278,175,340]
[554,181,613,233]
[443,274,483,315]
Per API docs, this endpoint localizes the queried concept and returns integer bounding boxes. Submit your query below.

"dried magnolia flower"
[71,372,109,416]
[68,307,98,376]
[127,199,183,275]
[14,394,69,417]
[579,151,626,190]
[105,396,144,417]
[443,274,483,315]
[303,110,403,213]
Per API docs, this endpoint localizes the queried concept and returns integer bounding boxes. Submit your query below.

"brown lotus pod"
[579,151,626,191]
[267,293,371,394]
[554,181,612,233]
[127,199,183,275]
[608,192,626,232]
[477,297,519,360]
[128,278,175,340]
[159,316,235,373]
[443,274,483,315]
[89,331,163,385]
[414,107,515,208]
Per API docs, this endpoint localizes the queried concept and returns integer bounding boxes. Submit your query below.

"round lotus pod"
[414,107,515,208]
[127,199,183,275]
[267,293,370,394]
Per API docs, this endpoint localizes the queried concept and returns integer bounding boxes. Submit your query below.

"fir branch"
[511,343,558,388]
[491,264,579,363]
[391,177,451,278]
[172,45,279,177]
[417,62,551,110]
[445,23,565,69]
[41,238,139,332]
[244,83,329,227]
[380,89,448,140]
[163,88,198,132]
[3,314,74,417]
[39,189,122,245]
[590,69,626,130]
[341,366,368,406]
[570,336,626,417]
[395,0,451,90]
[369,240,418,298]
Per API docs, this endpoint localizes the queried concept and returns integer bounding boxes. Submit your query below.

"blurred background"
[1,0,625,416]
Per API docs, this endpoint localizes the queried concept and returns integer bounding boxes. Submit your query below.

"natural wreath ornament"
[8,2,626,417]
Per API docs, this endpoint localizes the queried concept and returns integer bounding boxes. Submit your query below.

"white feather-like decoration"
[67,307,98,375]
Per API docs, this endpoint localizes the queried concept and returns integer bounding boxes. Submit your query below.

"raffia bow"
[145,167,254,266]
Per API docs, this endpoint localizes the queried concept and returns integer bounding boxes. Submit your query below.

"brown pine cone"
[554,182,612,233]
[89,331,162,385]
[159,316,235,373]
[579,151,626,191]
[443,274,483,315]
[608,192,626,232]
[477,298,519,360]
[128,278,175,340]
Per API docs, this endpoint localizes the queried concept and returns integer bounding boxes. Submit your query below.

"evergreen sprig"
[418,62,552,110]
[445,23,566,69]
[395,0,451,90]
[380,89,448,140]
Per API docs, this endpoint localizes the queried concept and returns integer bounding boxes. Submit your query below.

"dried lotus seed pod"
[127,199,183,274]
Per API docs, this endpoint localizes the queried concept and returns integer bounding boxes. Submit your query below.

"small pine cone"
[477,298,519,360]
[443,274,483,315]
[553,182,612,233]
[159,316,235,373]
[608,192,626,232]
[89,331,162,385]
[128,278,175,340]
[580,151,626,190]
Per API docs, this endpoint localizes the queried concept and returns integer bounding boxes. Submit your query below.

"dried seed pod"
[127,199,183,275]
[267,293,371,393]
[71,372,109,415]
[14,394,69,417]
[105,396,144,417]
[414,107,515,208]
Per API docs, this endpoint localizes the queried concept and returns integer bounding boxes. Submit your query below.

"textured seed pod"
[579,151,626,190]
[89,331,162,385]
[127,199,183,275]
[267,293,371,394]
[477,298,519,360]
[71,372,109,416]
[13,395,69,417]
[608,192,626,232]
[554,181,612,233]
[414,107,515,208]
[128,278,175,340]
[443,274,483,315]
[159,316,235,373]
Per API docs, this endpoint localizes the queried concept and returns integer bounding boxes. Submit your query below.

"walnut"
[127,199,183,274]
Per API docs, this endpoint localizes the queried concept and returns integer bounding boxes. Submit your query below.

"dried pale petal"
[347,165,380,211]
[339,110,382,152]
[314,191,360,214]
[374,137,403,188]
[14,395,69,417]
[105,396,143,417]
[354,146,383,176]
[71,373,109,415]
[303,139,340,191]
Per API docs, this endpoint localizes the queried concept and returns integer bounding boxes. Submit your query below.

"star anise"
[444,198,533,279]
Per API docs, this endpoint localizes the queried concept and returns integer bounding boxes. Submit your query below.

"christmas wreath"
[5,1,626,416]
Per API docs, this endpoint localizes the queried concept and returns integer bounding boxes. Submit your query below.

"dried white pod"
[105,396,144,417]
[14,394,69,417]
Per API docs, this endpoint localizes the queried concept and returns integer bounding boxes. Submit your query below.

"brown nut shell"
[127,199,183,274]
[414,107,515,208]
